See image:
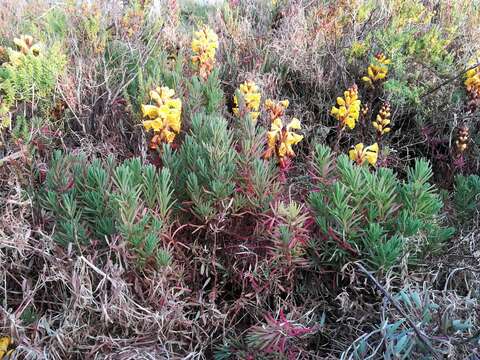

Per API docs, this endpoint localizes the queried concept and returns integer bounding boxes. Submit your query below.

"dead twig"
[420,62,480,99]
[0,150,25,164]
[355,262,442,360]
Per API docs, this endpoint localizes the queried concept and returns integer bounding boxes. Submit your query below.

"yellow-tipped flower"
[5,35,42,67]
[349,142,379,166]
[465,64,480,111]
[13,35,41,56]
[465,66,480,91]
[264,117,303,160]
[141,86,182,149]
[233,81,261,123]
[375,53,391,66]
[372,102,391,135]
[191,26,219,80]
[0,336,14,359]
[362,53,391,87]
[331,84,361,129]
[265,98,289,123]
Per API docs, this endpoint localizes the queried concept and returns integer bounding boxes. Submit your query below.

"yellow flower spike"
[158,86,175,100]
[367,66,375,79]
[372,102,392,136]
[149,89,162,105]
[376,53,391,65]
[465,62,480,111]
[162,128,176,143]
[31,44,41,56]
[233,81,262,123]
[271,117,283,132]
[466,68,477,79]
[14,35,33,53]
[7,50,23,66]
[362,52,390,87]
[191,25,219,80]
[141,85,182,149]
[455,125,469,153]
[264,116,303,161]
[349,142,379,166]
[331,84,361,130]
[361,76,372,85]
[142,118,164,132]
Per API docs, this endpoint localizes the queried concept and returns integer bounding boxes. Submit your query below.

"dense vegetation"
[0,0,479,359]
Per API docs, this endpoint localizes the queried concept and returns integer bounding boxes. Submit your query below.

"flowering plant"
[372,102,391,135]
[465,63,480,111]
[233,81,261,123]
[191,26,219,80]
[349,142,379,166]
[331,84,361,129]
[361,53,391,87]
[141,86,182,149]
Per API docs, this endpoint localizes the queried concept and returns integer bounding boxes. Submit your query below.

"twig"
[420,62,480,99]
[0,150,25,164]
[355,262,442,360]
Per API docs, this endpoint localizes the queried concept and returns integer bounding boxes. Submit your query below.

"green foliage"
[42,7,69,40]
[113,158,169,267]
[454,174,480,222]
[186,69,224,115]
[358,0,459,125]
[41,151,91,246]
[39,151,174,268]
[163,113,236,223]
[0,43,66,107]
[11,115,31,142]
[20,305,38,326]
[123,49,183,116]
[309,145,454,271]
[270,201,310,269]
[234,112,280,212]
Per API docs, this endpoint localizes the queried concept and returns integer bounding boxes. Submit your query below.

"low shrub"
[309,144,454,271]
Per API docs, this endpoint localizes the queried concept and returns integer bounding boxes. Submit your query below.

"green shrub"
[233,104,281,212]
[454,174,480,223]
[0,42,65,107]
[38,151,174,267]
[186,69,225,116]
[309,144,454,271]
[162,112,237,223]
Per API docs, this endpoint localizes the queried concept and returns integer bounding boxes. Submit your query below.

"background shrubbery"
[0,0,479,359]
